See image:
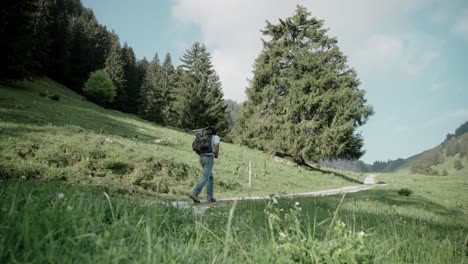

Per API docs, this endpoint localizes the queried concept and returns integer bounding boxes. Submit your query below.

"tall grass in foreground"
[1,179,467,263]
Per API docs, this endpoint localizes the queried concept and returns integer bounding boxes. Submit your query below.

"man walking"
[189,126,220,203]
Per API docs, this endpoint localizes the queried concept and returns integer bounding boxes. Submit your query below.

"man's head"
[208,126,218,135]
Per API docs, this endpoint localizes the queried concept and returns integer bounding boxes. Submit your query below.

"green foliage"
[225,99,241,128]
[234,6,373,163]
[410,161,439,176]
[397,188,413,196]
[454,159,464,170]
[176,42,230,135]
[105,39,127,110]
[0,0,55,80]
[442,169,448,176]
[83,70,116,104]
[265,199,373,263]
[67,8,111,91]
[140,54,166,123]
[455,120,468,137]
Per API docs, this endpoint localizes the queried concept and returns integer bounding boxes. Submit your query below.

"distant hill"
[321,121,468,175]
[374,121,468,175]
[224,99,241,127]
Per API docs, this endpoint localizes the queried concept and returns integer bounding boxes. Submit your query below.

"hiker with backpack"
[189,126,220,203]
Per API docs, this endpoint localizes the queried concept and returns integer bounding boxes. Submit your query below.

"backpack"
[192,128,213,154]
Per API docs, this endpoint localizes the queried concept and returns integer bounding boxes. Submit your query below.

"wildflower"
[105,138,113,143]
[66,205,73,211]
[279,232,287,239]
[57,193,65,199]
[295,202,300,206]
[280,208,284,212]
[357,231,365,237]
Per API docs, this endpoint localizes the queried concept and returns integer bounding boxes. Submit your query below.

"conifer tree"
[140,54,165,123]
[121,43,139,113]
[0,0,40,80]
[105,39,127,109]
[234,6,373,164]
[67,8,110,91]
[161,53,178,126]
[177,43,229,134]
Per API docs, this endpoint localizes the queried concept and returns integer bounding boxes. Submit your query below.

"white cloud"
[172,0,441,101]
[452,8,468,39]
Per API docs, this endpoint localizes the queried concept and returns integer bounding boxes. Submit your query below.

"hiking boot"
[207,197,216,203]
[188,192,200,203]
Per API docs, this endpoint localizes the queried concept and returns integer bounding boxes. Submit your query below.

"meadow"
[1,79,467,263]
[0,78,356,201]
[1,171,467,263]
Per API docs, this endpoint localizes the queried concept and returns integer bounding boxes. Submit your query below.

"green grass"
[1,78,467,263]
[376,172,468,213]
[0,78,357,201]
[1,174,467,263]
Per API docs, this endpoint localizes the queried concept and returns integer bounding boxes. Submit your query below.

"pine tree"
[121,43,139,113]
[66,8,110,91]
[140,54,165,123]
[160,53,178,126]
[105,39,127,109]
[135,57,149,113]
[234,6,373,164]
[177,42,229,134]
[0,0,40,80]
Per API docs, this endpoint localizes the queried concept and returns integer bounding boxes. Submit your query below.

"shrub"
[397,188,413,196]
[410,160,439,176]
[454,159,464,170]
[83,70,116,104]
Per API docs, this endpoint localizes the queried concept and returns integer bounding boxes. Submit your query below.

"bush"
[454,159,464,170]
[83,70,116,104]
[441,169,448,176]
[410,160,439,176]
[397,188,413,196]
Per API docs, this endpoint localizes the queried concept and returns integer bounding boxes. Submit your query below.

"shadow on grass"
[0,105,163,143]
[299,162,364,184]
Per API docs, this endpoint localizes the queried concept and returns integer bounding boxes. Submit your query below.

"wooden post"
[249,161,252,188]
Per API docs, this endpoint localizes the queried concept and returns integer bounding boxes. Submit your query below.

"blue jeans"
[193,155,214,199]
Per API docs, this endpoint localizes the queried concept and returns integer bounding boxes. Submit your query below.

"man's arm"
[214,144,220,159]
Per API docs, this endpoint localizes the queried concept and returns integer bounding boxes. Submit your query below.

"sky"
[82,0,468,164]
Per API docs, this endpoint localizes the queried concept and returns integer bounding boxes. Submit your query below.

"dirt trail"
[168,174,379,212]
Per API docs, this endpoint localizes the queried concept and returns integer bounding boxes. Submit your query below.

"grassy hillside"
[377,132,468,175]
[0,78,357,200]
[1,78,467,263]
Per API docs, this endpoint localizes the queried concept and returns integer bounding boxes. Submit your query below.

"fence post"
[249,161,252,188]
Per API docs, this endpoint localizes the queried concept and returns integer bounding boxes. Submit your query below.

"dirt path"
[168,174,379,212]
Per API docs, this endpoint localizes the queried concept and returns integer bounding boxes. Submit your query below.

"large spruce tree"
[140,54,165,123]
[104,39,127,110]
[161,53,178,126]
[177,42,229,134]
[121,43,140,113]
[235,6,373,164]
